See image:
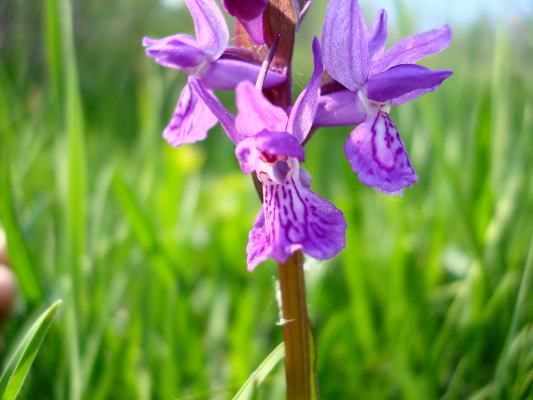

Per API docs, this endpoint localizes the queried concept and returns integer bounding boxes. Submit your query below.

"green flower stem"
[278,250,317,399]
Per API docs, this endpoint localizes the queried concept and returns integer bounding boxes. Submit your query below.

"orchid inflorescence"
[143,0,452,270]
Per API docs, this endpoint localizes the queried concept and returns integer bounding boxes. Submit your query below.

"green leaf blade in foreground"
[0,300,62,400]
[233,343,285,400]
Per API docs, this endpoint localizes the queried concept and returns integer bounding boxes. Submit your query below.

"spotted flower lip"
[142,0,285,148]
[317,0,453,195]
[191,38,347,270]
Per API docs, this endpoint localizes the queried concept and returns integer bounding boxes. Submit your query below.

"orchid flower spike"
[191,38,347,271]
[222,0,267,45]
[317,0,453,195]
[143,0,284,148]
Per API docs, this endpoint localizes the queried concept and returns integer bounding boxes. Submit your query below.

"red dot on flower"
[260,151,278,164]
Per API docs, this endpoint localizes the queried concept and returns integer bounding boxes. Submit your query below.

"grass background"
[1,0,533,398]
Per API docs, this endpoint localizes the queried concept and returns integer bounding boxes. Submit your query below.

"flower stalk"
[278,250,317,399]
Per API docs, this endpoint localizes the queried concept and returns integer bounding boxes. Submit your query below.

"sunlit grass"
[1,0,533,399]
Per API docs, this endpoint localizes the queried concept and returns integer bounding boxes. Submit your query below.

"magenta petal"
[370,25,452,76]
[366,64,453,102]
[162,82,218,147]
[367,9,387,61]
[185,0,229,60]
[314,89,366,127]
[235,131,305,174]
[322,0,369,90]
[235,81,288,135]
[287,37,323,143]
[189,77,245,144]
[246,172,347,271]
[201,59,285,90]
[143,35,205,70]
[344,110,418,195]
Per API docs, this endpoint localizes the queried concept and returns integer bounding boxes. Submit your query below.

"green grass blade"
[60,0,87,300]
[0,300,62,400]
[0,156,43,303]
[233,343,285,400]
[112,172,175,285]
[491,231,533,400]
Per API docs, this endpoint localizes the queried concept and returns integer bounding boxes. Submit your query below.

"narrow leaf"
[232,343,285,400]
[0,157,43,303]
[0,300,62,400]
[112,173,175,285]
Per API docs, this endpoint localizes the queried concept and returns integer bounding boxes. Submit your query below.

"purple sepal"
[222,0,266,20]
[163,82,218,147]
[184,0,229,61]
[370,25,452,76]
[366,64,453,103]
[189,77,245,144]
[239,14,266,45]
[235,131,305,174]
[246,171,347,271]
[390,84,442,105]
[200,59,285,90]
[344,109,418,195]
[222,0,267,45]
[367,9,387,62]
[235,80,288,135]
[314,89,366,127]
[143,35,205,70]
[322,0,369,90]
[287,37,323,143]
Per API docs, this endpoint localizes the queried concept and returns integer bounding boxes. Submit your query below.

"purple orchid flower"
[191,38,347,271]
[316,0,453,195]
[143,0,284,147]
[222,0,267,45]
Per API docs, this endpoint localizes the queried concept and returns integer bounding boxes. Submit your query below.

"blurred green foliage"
[1,0,533,398]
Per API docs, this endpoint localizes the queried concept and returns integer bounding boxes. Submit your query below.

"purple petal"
[222,0,267,45]
[344,108,418,195]
[200,59,285,90]
[366,64,453,102]
[299,167,312,188]
[367,9,387,62]
[239,14,266,45]
[143,35,205,70]
[143,34,198,48]
[235,131,305,174]
[222,0,266,20]
[247,165,347,271]
[235,81,288,136]
[322,0,369,91]
[185,0,229,60]
[189,77,245,144]
[390,84,442,105]
[163,82,218,147]
[370,25,452,76]
[314,89,366,127]
[287,37,323,143]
